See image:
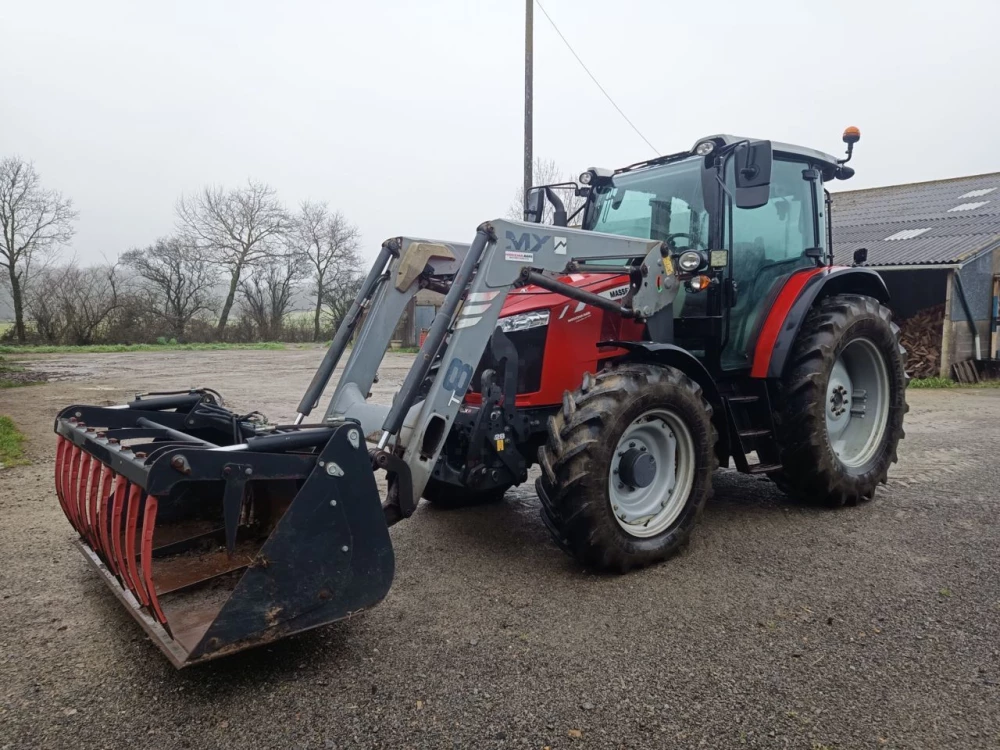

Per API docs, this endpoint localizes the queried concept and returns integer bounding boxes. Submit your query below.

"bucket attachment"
[53,391,394,667]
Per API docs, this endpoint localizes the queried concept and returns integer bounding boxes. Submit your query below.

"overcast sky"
[3,0,998,265]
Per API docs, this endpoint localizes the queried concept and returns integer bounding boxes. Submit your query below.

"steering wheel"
[665,232,695,251]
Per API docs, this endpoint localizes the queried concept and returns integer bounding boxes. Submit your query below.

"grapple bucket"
[53,391,394,667]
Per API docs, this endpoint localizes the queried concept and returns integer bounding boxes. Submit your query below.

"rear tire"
[422,479,507,509]
[773,294,907,507]
[537,363,717,572]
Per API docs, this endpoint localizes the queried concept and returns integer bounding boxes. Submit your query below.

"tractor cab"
[526,131,859,371]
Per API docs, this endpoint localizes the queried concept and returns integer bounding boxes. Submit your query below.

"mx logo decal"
[505,231,550,254]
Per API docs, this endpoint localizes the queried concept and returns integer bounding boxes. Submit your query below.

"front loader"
[53,128,907,666]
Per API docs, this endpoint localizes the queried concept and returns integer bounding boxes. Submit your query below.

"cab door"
[722,158,823,370]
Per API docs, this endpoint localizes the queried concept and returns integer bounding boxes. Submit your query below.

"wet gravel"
[1,348,998,749]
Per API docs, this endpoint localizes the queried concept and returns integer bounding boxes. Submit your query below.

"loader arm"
[48,219,679,668]
[312,219,680,513]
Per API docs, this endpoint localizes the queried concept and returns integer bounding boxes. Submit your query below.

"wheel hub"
[618,449,656,488]
[608,409,695,538]
[829,383,850,417]
[824,337,890,469]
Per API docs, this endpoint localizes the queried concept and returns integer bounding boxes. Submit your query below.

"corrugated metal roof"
[831,172,1000,265]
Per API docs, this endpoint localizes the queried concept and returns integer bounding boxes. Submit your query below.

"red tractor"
[424,128,908,571]
[52,128,908,666]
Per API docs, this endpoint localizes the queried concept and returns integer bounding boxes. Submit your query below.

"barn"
[832,172,1000,379]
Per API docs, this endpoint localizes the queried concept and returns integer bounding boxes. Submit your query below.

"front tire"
[537,364,717,572]
[774,294,907,507]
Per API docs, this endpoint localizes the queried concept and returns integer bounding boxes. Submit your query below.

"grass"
[0,415,27,468]
[0,342,286,355]
[910,377,1000,389]
[910,377,958,389]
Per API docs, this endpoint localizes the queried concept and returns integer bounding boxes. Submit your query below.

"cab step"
[723,384,782,476]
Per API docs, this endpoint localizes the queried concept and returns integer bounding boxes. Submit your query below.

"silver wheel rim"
[608,408,696,538]
[825,337,890,468]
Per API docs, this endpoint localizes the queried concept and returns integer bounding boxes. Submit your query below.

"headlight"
[578,170,593,185]
[677,250,705,272]
[695,140,715,156]
[497,310,550,333]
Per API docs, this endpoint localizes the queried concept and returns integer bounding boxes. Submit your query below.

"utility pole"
[523,0,533,215]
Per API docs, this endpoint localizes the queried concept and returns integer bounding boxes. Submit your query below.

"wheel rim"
[825,337,890,468]
[608,408,696,538]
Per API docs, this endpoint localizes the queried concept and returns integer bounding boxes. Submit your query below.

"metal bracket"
[371,449,415,526]
[221,464,250,554]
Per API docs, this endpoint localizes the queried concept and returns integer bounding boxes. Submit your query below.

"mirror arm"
[545,187,568,227]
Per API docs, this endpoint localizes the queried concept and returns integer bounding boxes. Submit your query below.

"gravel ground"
[1,348,998,750]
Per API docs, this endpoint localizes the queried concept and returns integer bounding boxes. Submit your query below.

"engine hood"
[498,273,630,317]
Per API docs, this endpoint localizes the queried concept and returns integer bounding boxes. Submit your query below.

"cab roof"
[696,134,842,172]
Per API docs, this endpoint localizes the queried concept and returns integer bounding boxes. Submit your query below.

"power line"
[534,0,659,156]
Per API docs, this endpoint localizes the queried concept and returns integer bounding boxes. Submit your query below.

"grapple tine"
[54,437,70,518]
[124,484,150,607]
[96,465,114,564]
[140,495,168,626]
[86,457,102,549]
[75,452,93,541]
[109,474,128,580]
[66,445,83,533]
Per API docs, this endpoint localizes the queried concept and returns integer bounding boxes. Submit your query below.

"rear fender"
[751,267,890,379]
[604,341,730,466]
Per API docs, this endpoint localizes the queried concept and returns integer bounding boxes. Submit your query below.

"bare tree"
[291,201,362,340]
[322,273,364,333]
[28,262,125,345]
[238,250,309,340]
[507,157,586,225]
[176,180,290,331]
[0,157,77,343]
[121,237,217,338]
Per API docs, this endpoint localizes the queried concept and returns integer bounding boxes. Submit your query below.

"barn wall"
[952,250,994,322]
[948,318,991,365]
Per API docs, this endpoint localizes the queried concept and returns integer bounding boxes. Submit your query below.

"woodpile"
[897,304,944,378]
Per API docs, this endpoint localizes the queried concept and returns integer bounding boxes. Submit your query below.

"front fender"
[751,266,890,379]
[603,341,729,465]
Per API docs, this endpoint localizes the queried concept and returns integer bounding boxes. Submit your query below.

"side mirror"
[733,140,773,209]
[525,188,544,224]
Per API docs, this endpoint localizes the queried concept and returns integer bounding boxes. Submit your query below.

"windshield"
[584,157,709,251]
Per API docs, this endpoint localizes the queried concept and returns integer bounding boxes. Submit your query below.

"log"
[897,304,944,379]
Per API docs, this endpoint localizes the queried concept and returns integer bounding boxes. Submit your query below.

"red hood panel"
[499,273,630,316]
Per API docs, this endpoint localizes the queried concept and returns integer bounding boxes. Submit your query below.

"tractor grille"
[473,326,547,395]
